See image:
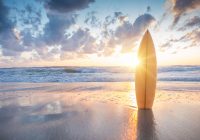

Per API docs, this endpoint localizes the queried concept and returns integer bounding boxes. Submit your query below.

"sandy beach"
[0,82,200,140]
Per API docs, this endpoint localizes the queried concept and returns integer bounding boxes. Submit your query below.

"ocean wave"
[63,68,81,73]
[158,66,200,73]
[0,66,199,82]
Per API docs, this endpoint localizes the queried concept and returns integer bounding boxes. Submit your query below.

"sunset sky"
[0,0,200,67]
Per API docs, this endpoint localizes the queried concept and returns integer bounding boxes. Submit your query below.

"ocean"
[0,65,199,83]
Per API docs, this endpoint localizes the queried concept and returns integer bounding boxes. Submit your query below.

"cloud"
[147,6,151,12]
[84,11,101,27]
[0,0,156,64]
[12,28,21,40]
[0,0,95,60]
[25,4,33,14]
[45,0,95,13]
[9,1,44,36]
[38,0,96,55]
[104,12,127,26]
[179,29,200,45]
[133,14,156,35]
[22,0,96,60]
[178,16,200,31]
[0,0,48,57]
[160,28,200,52]
[121,14,155,52]
[159,38,179,52]
[0,30,28,57]
[61,28,97,53]
[101,13,156,54]
[27,0,96,60]
[0,0,12,32]
[102,12,128,38]
[59,11,138,56]
[42,13,76,46]
[114,21,135,52]
[0,0,26,57]
[170,0,200,27]
[115,21,134,39]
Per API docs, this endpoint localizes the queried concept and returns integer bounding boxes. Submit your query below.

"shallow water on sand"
[0,82,200,140]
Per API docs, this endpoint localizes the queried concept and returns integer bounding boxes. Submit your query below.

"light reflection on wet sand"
[0,82,200,140]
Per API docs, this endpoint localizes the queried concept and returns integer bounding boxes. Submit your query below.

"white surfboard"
[135,30,157,109]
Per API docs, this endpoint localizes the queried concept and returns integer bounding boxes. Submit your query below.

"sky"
[0,0,200,67]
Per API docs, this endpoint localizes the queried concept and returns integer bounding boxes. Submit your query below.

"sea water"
[0,65,199,83]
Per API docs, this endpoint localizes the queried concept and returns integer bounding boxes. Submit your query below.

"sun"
[133,57,140,67]
[118,53,140,68]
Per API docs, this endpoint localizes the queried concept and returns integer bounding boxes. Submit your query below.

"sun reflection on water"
[129,86,137,108]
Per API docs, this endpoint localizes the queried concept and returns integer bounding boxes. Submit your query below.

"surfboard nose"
[143,30,151,41]
[145,29,150,36]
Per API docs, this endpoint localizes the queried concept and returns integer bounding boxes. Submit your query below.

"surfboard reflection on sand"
[135,109,157,140]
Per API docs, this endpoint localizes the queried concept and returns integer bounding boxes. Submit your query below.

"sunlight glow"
[133,57,140,67]
[117,53,140,68]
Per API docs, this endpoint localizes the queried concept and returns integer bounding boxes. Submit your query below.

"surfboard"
[135,30,157,109]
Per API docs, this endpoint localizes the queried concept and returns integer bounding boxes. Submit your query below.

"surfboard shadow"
[136,109,158,140]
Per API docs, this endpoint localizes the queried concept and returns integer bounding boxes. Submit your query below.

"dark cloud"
[84,11,101,27]
[114,12,128,23]
[114,12,123,17]
[0,0,12,32]
[43,13,76,46]
[133,14,156,35]
[25,4,33,14]
[171,0,200,27]
[104,16,115,26]
[178,16,200,31]
[45,0,95,13]
[147,6,151,12]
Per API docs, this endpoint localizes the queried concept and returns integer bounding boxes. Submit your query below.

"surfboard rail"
[135,30,157,109]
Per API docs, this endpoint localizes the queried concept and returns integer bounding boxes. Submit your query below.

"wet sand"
[0,82,200,140]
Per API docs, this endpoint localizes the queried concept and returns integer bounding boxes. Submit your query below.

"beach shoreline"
[0,82,200,140]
